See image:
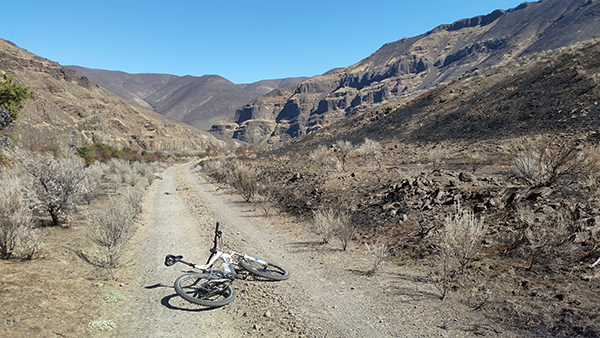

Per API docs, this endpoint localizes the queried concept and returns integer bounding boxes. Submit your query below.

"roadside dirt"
[103,162,519,338]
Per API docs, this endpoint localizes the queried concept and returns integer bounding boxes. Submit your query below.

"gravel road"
[107,163,509,338]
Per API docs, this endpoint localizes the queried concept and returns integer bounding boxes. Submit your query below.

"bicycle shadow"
[145,283,222,312]
[160,293,219,312]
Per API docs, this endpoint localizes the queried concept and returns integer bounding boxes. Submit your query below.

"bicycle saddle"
[164,254,183,267]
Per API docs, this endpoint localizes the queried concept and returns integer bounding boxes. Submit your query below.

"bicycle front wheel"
[174,273,235,307]
[239,258,289,281]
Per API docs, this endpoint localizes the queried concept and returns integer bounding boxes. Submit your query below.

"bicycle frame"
[164,222,270,279]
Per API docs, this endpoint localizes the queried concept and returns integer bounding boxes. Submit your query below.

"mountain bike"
[164,222,289,307]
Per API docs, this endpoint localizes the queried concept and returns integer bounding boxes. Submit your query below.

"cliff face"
[212,0,600,147]
[0,39,233,153]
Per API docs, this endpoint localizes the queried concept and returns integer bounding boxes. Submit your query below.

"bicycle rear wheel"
[174,273,235,307]
[239,258,289,281]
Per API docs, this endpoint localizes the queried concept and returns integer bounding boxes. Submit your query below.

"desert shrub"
[312,208,355,250]
[356,138,383,169]
[0,172,40,259]
[517,206,574,269]
[132,161,152,177]
[229,161,259,202]
[429,241,455,301]
[87,192,140,269]
[332,140,354,171]
[364,239,390,275]
[443,208,485,274]
[309,145,333,167]
[312,208,337,244]
[16,150,93,226]
[430,208,485,300]
[508,137,600,188]
[203,159,229,183]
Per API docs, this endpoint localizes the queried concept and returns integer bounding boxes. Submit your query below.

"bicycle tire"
[174,273,235,307]
[239,258,290,281]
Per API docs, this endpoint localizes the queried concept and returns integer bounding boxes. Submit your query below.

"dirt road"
[108,163,507,337]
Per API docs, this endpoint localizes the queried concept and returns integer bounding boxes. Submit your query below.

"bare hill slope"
[68,66,308,131]
[0,39,232,152]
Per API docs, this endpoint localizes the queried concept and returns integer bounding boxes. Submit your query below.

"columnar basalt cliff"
[212,0,600,147]
[0,39,232,152]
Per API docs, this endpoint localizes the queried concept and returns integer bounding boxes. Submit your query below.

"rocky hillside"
[68,66,307,131]
[278,38,600,154]
[213,0,600,147]
[0,39,233,153]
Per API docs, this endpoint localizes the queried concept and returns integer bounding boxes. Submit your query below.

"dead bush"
[229,161,259,202]
[443,208,485,274]
[356,138,383,169]
[309,145,333,167]
[332,140,354,172]
[517,206,574,269]
[508,136,600,188]
[86,193,139,269]
[364,239,390,275]
[312,208,355,250]
[312,208,337,244]
[430,208,484,300]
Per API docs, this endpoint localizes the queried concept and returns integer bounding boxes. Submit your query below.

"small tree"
[16,150,92,226]
[0,73,35,128]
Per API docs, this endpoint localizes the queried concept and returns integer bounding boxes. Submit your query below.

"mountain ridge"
[68,65,308,131]
[212,0,600,147]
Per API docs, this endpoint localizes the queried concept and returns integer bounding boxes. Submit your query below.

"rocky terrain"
[211,0,600,147]
[0,39,234,153]
[68,65,308,131]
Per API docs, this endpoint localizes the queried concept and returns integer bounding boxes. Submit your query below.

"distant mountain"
[212,0,600,147]
[0,39,234,153]
[68,66,308,131]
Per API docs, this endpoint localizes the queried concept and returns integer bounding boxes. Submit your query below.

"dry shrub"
[313,208,337,244]
[312,208,355,250]
[332,140,354,172]
[202,159,229,183]
[229,161,259,202]
[364,239,390,275]
[0,172,41,259]
[508,136,600,188]
[443,208,485,274]
[309,145,333,167]
[86,190,141,270]
[430,208,485,300]
[517,206,574,269]
[356,138,383,169]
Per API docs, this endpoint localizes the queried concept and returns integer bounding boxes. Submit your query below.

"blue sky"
[2,0,526,84]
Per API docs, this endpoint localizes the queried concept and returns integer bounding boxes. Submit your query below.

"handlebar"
[206,222,222,264]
